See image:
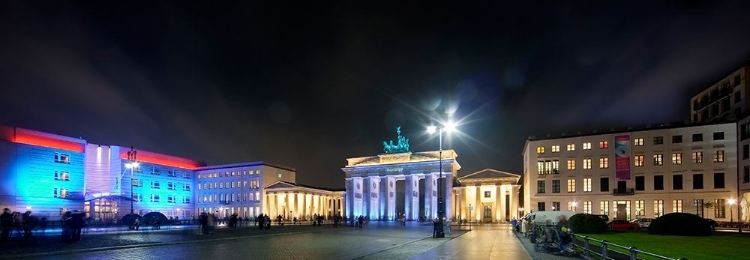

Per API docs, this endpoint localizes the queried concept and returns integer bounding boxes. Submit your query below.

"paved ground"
[0,222,541,260]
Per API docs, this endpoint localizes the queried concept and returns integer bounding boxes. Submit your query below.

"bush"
[648,213,712,236]
[568,214,607,234]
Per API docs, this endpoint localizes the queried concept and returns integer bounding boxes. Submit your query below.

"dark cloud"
[0,1,749,189]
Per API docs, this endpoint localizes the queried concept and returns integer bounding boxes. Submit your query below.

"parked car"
[630,218,654,228]
[607,220,640,231]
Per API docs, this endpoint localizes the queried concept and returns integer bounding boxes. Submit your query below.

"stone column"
[496,185,502,222]
[509,184,515,219]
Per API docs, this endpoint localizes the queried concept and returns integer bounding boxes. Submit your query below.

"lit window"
[599,141,608,149]
[551,145,560,153]
[672,153,682,165]
[484,191,491,198]
[600,201,609,215]
[654,200,664,217]
[54,153,70,164]
[672,199,683,213]
[583,178,591,192]
[568,179,576,193]
[566,159,575,170]
[635,200,645,217]
[278,173,282,178]
[536,146,545,154]
[713,150,725,162]
[583,143,592,150]
[54,171,70,181]
[599,157,609,169]
[692,152,703,163]
[567,144,575,151]
[583,201,592,214]
[633,138,644,146]
[653,154,663,165]
[634,155,644,167]
[583,158,592,169]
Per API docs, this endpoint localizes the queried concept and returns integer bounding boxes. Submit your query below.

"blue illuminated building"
[0,126,344,222]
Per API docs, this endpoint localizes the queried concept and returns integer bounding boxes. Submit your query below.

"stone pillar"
[475,185,481,222]
[445,172,453,222]
[496,185,502,222]
[384,176,395,220]
[509,184,515,219]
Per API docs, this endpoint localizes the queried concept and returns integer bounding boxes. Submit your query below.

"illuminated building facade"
[523,122,738,221]
[342,150,460,221]
[0,125,343,221]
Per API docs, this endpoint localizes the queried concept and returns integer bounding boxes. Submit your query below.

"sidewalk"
[0,224,299,259]
[411,224,532,260]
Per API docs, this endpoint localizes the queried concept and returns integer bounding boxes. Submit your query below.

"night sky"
[1,1,749,189]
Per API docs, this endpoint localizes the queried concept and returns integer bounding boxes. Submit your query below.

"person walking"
[0,208,12,240]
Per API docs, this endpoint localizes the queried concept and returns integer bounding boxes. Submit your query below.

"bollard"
[601,240,608,260]
[629,247,637,260]
[583,236,590,256]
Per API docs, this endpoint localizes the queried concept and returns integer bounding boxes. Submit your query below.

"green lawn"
[578,231,750,260]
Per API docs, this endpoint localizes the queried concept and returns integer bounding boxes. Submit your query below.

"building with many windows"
[691,64,748,123]
[523,122,738,221]
[0,125,343,222]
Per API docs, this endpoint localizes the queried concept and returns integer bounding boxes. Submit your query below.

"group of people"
[1,208,45,242]
[199,212,218,234]
[256,214,272,229]
[61,210,85,241]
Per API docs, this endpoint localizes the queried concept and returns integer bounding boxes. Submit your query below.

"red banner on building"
[615,135,631,180]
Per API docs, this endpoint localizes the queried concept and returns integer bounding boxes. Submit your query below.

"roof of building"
[197,161,296,172]
[458,169,520,184]
[525,120,735,142]
[265,180,345,192]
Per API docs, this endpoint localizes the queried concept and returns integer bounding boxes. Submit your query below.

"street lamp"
[729,198,736,224]
[427,121,456,238]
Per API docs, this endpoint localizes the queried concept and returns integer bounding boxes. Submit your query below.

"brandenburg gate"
[342,127,460,221]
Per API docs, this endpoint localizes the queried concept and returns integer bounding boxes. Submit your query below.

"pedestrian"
[432,218,439,238]
[135,218,141,230]
[22,211,35,239]
[511,217,518,232]
[0,208,12,240]
[265,215,270,229]
[71,210,84,241]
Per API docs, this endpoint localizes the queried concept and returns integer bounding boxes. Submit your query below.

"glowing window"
[551,145,560,153]
[566,159,575,170]
[583,158,592,169]
[599,157,609,169]
[692,152,703,163]
[54,171,70,181]
[54,153,70,164]
[583,178,591,192]
[672,153,682,165]
[633,138,644,146]
[599,141,608,149]
[536,146,545,154]
[567,179,576,193]
[653,154,663,165]
[583,143,592,150]
[567,144,575,151]
[634,155,644,166]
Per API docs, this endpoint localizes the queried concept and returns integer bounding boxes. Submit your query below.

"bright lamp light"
[445,121,456,132]
[427,125,437,134]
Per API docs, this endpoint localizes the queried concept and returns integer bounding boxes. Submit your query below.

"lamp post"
[427,121,455,238]
[572,201,577,213]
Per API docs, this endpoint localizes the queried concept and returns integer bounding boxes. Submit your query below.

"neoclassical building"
[454,169,521,223]
[263,181,344,220]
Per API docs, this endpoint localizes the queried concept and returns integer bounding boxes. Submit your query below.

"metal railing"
[574,234,686,260]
